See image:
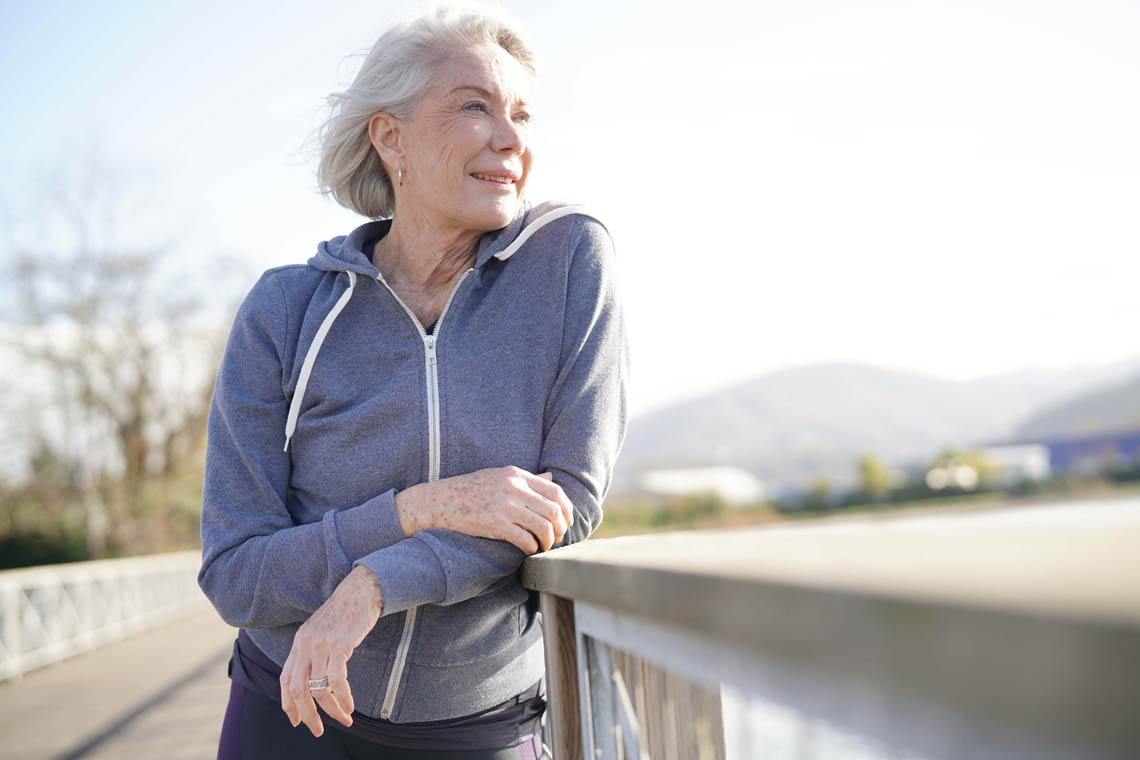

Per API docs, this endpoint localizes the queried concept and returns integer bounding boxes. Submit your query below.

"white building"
[978,444,1052,485]
[639,466,765,506]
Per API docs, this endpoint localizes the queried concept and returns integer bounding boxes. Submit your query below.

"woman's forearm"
[392,468,572,552]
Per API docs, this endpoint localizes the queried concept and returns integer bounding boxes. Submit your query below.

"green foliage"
[793,475,833,512]
[0,528,89,570]
[1104,453,1140,484]
[857,453,892,500]
[927,447,1004,489]
[596,491,760,537]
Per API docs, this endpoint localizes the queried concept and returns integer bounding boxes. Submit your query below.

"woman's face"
[394,43,534,236]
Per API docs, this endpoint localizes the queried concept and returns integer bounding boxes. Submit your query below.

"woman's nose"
[490,114,526,155]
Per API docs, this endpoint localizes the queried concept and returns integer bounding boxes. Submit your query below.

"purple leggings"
[218,682,542,760]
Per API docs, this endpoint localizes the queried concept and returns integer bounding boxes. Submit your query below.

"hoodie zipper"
[373,266,473,720]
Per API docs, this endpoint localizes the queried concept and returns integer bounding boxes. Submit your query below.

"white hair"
[315,4,537,219]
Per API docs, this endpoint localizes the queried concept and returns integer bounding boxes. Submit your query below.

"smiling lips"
[470,171,519,185]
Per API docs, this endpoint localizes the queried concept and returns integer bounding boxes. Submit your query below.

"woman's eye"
[464,101,488,113]
[513,111,533,124]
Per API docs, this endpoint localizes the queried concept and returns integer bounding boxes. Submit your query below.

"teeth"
[472,173,512,183]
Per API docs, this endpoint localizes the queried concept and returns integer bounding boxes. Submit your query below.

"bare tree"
[1,150,244,559]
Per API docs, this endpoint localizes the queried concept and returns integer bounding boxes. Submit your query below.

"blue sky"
[3,0,1139,417]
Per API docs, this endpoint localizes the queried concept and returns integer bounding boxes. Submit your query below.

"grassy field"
[594,479,1140,539]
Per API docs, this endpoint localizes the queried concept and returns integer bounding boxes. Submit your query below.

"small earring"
[397,165,403,187]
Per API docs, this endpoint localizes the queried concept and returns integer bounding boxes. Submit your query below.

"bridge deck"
[0,609,235,760]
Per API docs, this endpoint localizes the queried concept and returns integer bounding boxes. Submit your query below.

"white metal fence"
[0,550,206,680]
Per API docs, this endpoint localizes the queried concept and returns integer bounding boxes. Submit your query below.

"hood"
[306,199,599,279]
[283,200,601,452]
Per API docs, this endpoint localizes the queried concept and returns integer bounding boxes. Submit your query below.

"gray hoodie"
[198,200,629,723]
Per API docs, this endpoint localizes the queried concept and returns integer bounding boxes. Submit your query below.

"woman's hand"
[395,467,574,554]
[279,565,382,737]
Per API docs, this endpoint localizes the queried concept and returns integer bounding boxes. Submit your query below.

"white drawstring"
[283,270,357,452]
[493,206,598,261]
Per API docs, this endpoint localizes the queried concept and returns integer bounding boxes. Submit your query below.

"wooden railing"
[522,498,1140,760]
[0,551,206,680]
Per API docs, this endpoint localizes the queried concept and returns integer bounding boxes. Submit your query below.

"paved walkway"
[0,608,237,760]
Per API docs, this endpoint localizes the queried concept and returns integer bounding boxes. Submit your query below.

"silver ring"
[308,676,329,692]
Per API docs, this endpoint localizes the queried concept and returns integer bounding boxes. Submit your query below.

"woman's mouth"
[470,172,518,185]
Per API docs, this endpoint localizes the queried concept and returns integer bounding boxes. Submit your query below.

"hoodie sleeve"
[353,217,630,617]
[198,270,410,629]
[538,217,630,546]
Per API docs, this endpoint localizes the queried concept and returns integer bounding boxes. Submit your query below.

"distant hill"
[615,357,1140,494]
[1014,373,1140,439]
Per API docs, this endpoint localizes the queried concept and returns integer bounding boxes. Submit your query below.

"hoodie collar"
[306,219,388,277]
[307,202,540,278]
[473,202,534,270]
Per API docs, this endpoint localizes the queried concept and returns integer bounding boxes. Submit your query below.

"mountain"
[615,357,1140,494]
[1014,373,1140,439]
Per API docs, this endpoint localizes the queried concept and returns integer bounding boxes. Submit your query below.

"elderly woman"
[198,5,628,760]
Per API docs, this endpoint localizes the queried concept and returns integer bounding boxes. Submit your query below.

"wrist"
[394,482,434,536]
[350,564,383,615]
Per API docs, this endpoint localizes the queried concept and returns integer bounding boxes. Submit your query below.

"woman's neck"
[372,211,481,294]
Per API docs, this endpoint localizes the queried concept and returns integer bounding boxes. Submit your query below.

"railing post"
[1,582,20,680]
[75,569,95,653]
[540,593,583,760]
[47,578,65,664]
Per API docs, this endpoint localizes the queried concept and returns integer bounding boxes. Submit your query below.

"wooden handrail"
[524,499,1140,628]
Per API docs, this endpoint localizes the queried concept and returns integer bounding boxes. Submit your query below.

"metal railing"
[523,498,1140,760]
[0,550,206,680]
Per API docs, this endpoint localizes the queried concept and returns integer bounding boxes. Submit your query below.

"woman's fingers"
[308,649,354,729]
[279,651,298,727]
[288,648,324,737]
[316,651,354,727]
[504,523,540,555]
[514,503,557,551]
[515,478,569,546]
[534,472,575,533]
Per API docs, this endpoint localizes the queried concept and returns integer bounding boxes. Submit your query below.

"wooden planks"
[608,643,725,760]
[540,593,582,760]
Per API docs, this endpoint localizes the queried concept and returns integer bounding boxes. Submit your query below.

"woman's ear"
[368,112,404,167]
